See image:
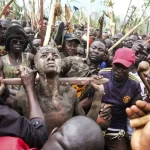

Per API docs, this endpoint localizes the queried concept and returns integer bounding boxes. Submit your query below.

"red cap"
[112,48,135,67]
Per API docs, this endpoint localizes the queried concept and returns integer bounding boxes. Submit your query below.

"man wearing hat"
[99,48,142,150]
[61,33,80,58]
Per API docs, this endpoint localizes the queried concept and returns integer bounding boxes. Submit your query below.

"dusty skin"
[13,45,104,132]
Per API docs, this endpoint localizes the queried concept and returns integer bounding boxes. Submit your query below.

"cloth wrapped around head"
[5,25,28,52]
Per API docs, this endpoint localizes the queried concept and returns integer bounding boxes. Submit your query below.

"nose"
[16,41,21,44]
[47,53,53,60]
[116,66,122,73]
[71,46,75,50]
[92,48,99,53]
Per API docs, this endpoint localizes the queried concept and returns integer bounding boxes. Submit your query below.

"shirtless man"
[13,44,104,132]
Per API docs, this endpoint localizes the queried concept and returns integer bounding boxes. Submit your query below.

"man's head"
[132,40,147,67]
[112,34,122,44]
[89,39,107,64]
[112,48,135,82]
[102,32,109,40]
[105,38,113,49]
[76,45,85,58]
[24,27,35,41]
[75,29,84,39]
[42,116,104,150]
[0,19,10,42]
[39,17,48,31]
[34,44,61,76]
[112,33,123,54]
[89,27,96,38]
[63,33,80,57]
[31,38,41,55]
[127,35,138,48]
[123,37,129,48]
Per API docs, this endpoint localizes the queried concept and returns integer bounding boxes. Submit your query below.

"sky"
[17,0,144,19]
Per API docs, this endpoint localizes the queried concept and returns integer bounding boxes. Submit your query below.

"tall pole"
[138,0,150,24]
[86,0,90,59]
[40,0,44,46]
[122,0,132,28]
[108,15,150,52]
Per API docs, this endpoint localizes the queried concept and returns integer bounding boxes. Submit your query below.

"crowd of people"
[0,16,150,150]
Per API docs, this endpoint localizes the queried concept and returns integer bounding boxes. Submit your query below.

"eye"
[54,55,59,58]
[92,45,96,49]
[40,55,47,58]
[98,48,104,52]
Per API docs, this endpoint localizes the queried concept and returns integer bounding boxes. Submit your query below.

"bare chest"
[38,94,74,115]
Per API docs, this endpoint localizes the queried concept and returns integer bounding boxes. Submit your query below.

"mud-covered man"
[13,44,104,132]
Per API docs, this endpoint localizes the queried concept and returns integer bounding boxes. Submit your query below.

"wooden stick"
[0,0,14,18]
[138,0,150,24]
[43,2,55,46]
[3,77,109,85]
[122,0,132,29]
[69,10,75,22]
[86,0,90,59]
[137,61,150,94]
[40,0,44,46]
[144,39,150,46]
[122,6,136,33]
[108,15,150,52]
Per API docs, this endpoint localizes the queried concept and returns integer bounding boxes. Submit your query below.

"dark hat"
[5,25,28,52]
[64,33,80,44]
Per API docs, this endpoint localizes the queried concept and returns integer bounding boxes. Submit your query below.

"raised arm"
[87,76,104,121]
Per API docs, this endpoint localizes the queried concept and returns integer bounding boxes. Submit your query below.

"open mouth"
[90,54,97,59]
[47,62,55,67]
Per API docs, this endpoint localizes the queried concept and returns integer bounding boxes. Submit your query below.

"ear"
[33,64,37,72]
[103,51,109,61]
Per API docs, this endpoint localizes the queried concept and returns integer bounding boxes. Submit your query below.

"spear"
[0,0,15,18]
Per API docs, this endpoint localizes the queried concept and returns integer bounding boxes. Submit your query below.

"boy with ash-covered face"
[13,44,104,132]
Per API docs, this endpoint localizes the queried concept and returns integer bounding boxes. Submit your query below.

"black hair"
[94,38,106,46]
[30,38,41,46]
[43,16,48,21]
[39,16,48,22]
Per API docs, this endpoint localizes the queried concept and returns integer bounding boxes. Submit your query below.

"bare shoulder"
[60,85,77,101]
[60,85,77,95]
